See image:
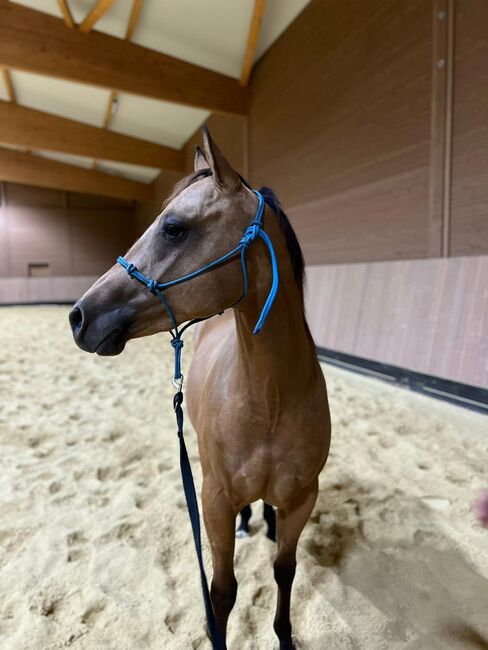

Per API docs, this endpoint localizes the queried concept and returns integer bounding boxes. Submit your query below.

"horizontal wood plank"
[0,147,152,202]
[0,100,185,171]
[0,0,246,115]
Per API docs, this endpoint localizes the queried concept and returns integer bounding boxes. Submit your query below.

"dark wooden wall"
[0,182,136,278]
[248,0,488,265]
[450,0,488,255]
[133,0,487,386]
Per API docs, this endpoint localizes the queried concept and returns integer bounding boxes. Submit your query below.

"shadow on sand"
[303,476,488,649]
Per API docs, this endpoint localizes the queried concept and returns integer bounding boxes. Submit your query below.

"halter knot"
[240,222,261,248]
[126,262,137,277]
[147,279,157,293]
[171,338,184,351]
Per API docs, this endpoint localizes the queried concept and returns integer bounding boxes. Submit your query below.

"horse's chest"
[197,379,325,508]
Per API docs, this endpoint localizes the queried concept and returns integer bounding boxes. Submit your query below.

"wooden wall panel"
[0,182,136,280]
[306,256,488,387]
[0,276,98,303]
[6,207,72,276]
[249,0,433,264]
[450,0,488,255]
[5,183,62,208]
[69,210,138,276]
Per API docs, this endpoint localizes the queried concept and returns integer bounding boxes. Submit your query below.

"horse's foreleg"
[273,479,318,650]
[202,476,238,644]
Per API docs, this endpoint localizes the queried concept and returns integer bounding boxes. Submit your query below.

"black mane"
[258,186,306,293]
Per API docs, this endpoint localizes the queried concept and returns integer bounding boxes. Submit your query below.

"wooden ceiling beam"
[240,0,266,86]
[79,0,116,34]
[0,146,152,202]
[0,1,246,115]
[0,101,185,171]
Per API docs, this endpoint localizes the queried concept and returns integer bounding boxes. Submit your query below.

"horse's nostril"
[69,305,84,338]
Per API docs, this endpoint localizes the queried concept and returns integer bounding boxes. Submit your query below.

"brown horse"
[70,129,331,649]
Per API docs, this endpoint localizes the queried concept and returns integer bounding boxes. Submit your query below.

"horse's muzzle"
[69,300,131,356]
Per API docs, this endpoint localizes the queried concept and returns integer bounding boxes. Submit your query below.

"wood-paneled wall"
[306,256,488,388]
[249,0,432,264]
[0,182,137,279]
[248,0,488,264]
[0,275,98,303]
[450,0,488,255]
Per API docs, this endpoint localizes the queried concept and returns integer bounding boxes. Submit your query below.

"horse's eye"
[162,220,186,241]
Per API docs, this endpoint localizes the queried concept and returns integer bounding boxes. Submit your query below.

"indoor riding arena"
[0,1,487,649]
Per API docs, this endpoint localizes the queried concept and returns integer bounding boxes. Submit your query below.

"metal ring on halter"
[172,374,184,390]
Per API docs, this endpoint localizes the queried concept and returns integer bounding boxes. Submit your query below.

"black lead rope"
[173,390,225,650]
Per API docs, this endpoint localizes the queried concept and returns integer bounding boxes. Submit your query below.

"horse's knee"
[211,574,238,614]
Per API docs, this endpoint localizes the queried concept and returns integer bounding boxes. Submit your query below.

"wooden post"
[428,0,455,258]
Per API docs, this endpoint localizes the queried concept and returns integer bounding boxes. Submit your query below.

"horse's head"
[69,129,260,356]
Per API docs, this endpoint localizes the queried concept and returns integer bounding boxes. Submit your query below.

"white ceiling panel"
[9,0,312,77]
[8,0,131,37]
[0,80,10,102]
[35,150,94,168]
[97,160,159,183]
[68,0,134,39]
[8,0,62,19]
[0,142,25,151]
[34,151,158,184]
[256,0,311,62]
[5,0,313,189]
[133,0,254,79]
[10,70,110,127]
[110,93,209,150]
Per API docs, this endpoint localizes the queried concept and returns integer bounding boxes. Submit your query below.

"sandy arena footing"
[0,306,487,649]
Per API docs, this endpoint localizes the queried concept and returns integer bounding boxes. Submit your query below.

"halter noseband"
[117,190,279,387]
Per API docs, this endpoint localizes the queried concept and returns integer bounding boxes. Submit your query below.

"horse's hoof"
[235,529,249,539]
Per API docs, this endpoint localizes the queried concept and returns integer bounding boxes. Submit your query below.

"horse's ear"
[194,146,209,172]
[202,126,240,192]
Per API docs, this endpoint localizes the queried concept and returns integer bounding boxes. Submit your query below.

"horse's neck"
[233,253,317,392]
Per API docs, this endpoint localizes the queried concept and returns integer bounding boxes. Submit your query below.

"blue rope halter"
[115,189,279,649]
[117,190,278,386]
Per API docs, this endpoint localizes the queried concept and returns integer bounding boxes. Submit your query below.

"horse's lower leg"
[236,504,252,538]
[273,479,318,650]
[202,476,238,644]
[263,502,276,541]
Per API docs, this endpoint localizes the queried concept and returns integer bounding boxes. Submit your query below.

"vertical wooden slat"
[0,66,16,103]
[442,0,455,257]
[428,0,448,257]
[78,0,116,33]
[126,0,143,40]
[57,0,75,28]
[428,0,455,258]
